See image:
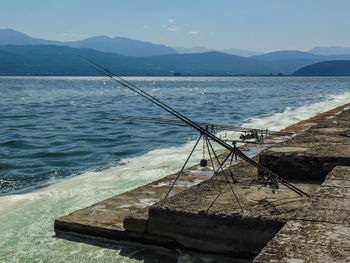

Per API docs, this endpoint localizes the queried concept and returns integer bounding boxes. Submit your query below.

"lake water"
[0,76,350,262]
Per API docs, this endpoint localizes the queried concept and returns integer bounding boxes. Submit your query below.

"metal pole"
[161,134,202,205]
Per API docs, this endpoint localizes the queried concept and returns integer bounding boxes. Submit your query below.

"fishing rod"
[112,115,294,137]
[79,56,310,198]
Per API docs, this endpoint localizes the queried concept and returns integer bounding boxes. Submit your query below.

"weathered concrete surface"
[254,221,350,263]
[294,166,350,226]
[254,166,350,263]
[259,106,350,179]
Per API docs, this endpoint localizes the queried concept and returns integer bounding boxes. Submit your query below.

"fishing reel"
[239,129,265,143]
[252,172,279,194]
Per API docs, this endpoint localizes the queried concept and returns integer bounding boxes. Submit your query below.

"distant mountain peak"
[174,46,214,54]
[0,28,52,45]
[0,28,31,38]
[2,28,21,33]
[85,35,112,40]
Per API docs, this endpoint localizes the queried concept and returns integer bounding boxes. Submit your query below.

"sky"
[1,0,349,52]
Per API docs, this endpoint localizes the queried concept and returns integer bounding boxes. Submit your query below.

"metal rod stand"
[205,138,243,211]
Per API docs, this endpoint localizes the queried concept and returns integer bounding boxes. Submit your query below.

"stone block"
[259,114,350,179]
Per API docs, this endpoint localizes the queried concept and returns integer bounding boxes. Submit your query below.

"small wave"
[0,162,14,170]
[0,179,19,196]
[75,137,116,143]
[0,179,15,185]
[34,150,91,158]
[0,114,34,119]
[1,140,24,146]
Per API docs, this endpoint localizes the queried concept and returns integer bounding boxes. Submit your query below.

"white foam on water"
[243,91,350,131]
[1,90,350,262]
[0,136,213,262]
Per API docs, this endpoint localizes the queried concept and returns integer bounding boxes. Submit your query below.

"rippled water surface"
[2,76,350,195]
[0,76,350,262]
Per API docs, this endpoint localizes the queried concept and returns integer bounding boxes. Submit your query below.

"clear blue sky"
[1,0,349,52]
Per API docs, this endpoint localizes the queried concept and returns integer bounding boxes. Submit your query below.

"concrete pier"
[55,103,350,260]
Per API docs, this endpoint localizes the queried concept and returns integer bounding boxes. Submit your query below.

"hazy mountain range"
[5,28,350,58]
[0,29,264,57]
[0,29,176,57]
[1,28,350,76]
